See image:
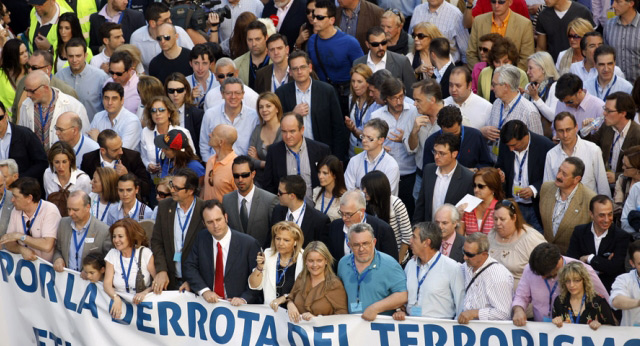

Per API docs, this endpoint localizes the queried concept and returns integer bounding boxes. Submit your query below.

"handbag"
[135,247,147,293]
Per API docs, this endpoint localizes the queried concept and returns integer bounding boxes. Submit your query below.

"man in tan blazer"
[52,191,112,273]
[466,0,534,70]
[335,0,384,54]
[540,157,596,254]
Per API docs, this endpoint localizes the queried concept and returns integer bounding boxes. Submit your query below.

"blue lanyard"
[275,253,293,284]
[609,132,621,168]
[287,147,301,175]
[38,90,56,136]
[72,222,90,271]
[0,189,5,211]
[119,248,136,293]
[154,130,161,164]
[96,196,111,222]
[499,94,522,129]
[415,253,441,299]
[568,294,586,324]
[321,193,335,215]
[516,150,528,186]
[177,200,196,249]
[290,202,306,226]
[192,73,214,106]
[544,278,558,317]
[354,104,364,129]
[125,200,140,219]
[351,254,373,303]
[596,75,617,101]
[126,0,131,9]
[75,135,85,156]
[21,200,42,235]
[364,151,385,174]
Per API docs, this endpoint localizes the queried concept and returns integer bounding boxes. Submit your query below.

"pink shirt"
[7,201,62,262]
[440,232,456,257]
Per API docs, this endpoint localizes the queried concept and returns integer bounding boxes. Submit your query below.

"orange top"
[203,151,237,201]
[491,10,511,37]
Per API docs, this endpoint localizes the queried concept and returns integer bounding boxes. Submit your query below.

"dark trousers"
[519,203,542,233]
[400,172,416,218]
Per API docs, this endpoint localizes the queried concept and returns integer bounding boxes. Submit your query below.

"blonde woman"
[136,75,165,125]
[248,92,283,182]
[524,52,560,131]
[555,19,594,75]
[406,23,445,81]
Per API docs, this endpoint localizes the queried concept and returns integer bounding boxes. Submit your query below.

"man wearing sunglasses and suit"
[466,0,534,70]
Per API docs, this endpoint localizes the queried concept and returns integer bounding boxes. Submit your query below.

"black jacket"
[89,8,145,55]
[9,123,48,183]
[81,148,152,201]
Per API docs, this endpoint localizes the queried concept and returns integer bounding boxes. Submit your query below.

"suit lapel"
[225,232,240,277]
[444,165,461,202]
[585,224,597,254]
[167,201,178,254]
[247,190,260,228]
[557,185,585,241]
[310,84,320,139]
[228,192,242,231]
[81,218,99,258]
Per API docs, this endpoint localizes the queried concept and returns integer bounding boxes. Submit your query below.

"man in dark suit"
[151,169,205,292]
[414,133,474,223]
[428,37,455,99]
[585,92,640,184]
[261,0,307,50]
[223,155,278,247]
[89,0,146,55]
[81,129,152,201]
[275,51,348,161]
[335,0,384,54]
[323,189,399,267]
[0,101,48,183]
[52,191,111,273]
[183,200,261,304]
[254,34,290,94]
[262,114,331,198]
[422,105,493,170]
[352,26,415,98]
[270,175,329,248]
[566,195,630,291]
[496,120,555,230]
[434,204,465,263]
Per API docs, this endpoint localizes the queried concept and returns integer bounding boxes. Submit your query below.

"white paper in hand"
[456,194,483,213]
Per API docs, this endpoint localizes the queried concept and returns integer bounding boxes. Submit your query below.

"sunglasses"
[567,34,582,40]
[500,199,516,213]
[157,191,171,198]
[216,72,235,79]
[411,33,429,40]
[233,172,252,179]
[473,183,487,189]
[369,40,388,47]
[108,70,126,77]
[463,250,481,258]
[277,190,290,196]
[0,114,5,122]
[479,47,490,53]
[312,14,328,20]
[490,0,507,4]
[29,65,48,71]
[306,8,314,14]
[150,107,166,113]
[386,8,402,17]
[156,35,172,42]
[167,87,186,94]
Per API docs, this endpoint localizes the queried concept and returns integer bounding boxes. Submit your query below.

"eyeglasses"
[369,40,388,47]
[306,8,314,14]
[156,35,172,42]
[411,32,430,40]
[216,72,235,79]
[603,106,617,114]
[167,87,186,94]
[29,65,48,71]
[25,84,44,94]
[233,172,252,179]
[108,70,126,77]
[359,134,379,142]
[563,99,575,105]
[479,47,490,53]
[150,107,166,114]
[500,199,516,213]
[277,189,290,196]
[290,65,309,72]
[54,126,73,133]
[169,181,187,191]
[463,250,481,258]
[567,34,582,40]
[350,241,373,250]
[338,210,360,219]
[490,0,507,4]
[432,149,450,157]
[223,91,243,96]
[312,14,328,20]
[157,190,171,198]
[474,183,487,189]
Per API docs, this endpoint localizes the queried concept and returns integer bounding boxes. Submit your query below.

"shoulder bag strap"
[313,37,332,84]
[465,262,497,293]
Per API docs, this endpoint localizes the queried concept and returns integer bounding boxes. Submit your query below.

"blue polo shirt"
[337,250,407,315]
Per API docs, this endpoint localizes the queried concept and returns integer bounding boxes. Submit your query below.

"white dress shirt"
[173,198,197,278]
[432,163,457,219]
[198,229,232,296]
[295,80,313,139]
[371,102,419,175]
[199,103,259,161]
[344,149,400,195]
[444,93,492,129]
[366,52,387,73]
[90,107,142,151]
[286,202,307,228]
[609,269,640,326]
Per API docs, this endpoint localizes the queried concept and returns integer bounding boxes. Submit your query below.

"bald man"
[203,124,238,201]
[56,112,100,167]
[18,71,90,150]
[148,23,193,85]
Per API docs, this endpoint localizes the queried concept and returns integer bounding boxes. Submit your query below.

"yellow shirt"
[491,10,511,37]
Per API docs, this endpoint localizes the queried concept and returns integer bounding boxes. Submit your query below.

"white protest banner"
[0,251,639,345]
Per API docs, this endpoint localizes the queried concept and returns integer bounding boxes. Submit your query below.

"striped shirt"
[487,94,544,135]
[408,2,469,63]
[462,256,514,320]
[604,12,640,83]
[390,195,412,250]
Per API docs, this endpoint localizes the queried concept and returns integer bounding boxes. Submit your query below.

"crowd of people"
[0,0,640,331]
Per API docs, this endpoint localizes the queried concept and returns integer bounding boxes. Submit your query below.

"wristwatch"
[20,235,27,242]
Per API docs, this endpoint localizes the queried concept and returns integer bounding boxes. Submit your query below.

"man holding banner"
[337,223,407,321]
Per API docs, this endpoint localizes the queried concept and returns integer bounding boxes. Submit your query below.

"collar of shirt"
[177,197,196,217]
[367,51,387,67]
[502,93,521,111]
[515,135,531,158]
[287,202,306,222]
[118,200,140,217]
[52,169,83,188]
[36,3,60,26]
[365,148,385,165]
[436,162,458,178]
[491,9,511,29]
[213,227,232,254]
[613,119,631,138]
[442,232,456,249]
[0,121,12,140]
[342,1,361,18]
[434,60,452,81]
[239,184,255,208]
[418,250,442,267]
[470,254,496,274]
[222,103,246,123]
[616,10,640,26]
[71,218,90,232]
[98,5,123,23]
[287,137,307,155]
[99,153,117,167]
[295,79,313,94]
[590,223,608,242]
[278,0,294,12]
[555,183,579,204]
[107,107,127,126]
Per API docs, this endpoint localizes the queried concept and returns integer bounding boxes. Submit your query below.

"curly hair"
[558,261,597,303]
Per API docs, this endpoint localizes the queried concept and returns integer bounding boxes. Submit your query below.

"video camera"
[168,0,232,32]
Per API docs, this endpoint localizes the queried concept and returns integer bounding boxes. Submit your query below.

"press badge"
[173,252,182,262]
[351,302,363,313]
[492,143,499,156]
[85,238,95,244]
[410,306,422,316]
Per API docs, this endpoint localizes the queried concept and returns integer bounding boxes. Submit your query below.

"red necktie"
[214,242,225,298]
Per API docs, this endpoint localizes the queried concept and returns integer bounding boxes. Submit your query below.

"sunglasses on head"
[109,70,126,77]
[411,32,429,40]
[150,107,166,113]
[216,72,235,79]
[500,199,517,213]
[167,87,186,94]
[490,0,507,4]
[312,14,328,20]
[156,35,172,42]
[369,40,388,47]
[233,172,252,179]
